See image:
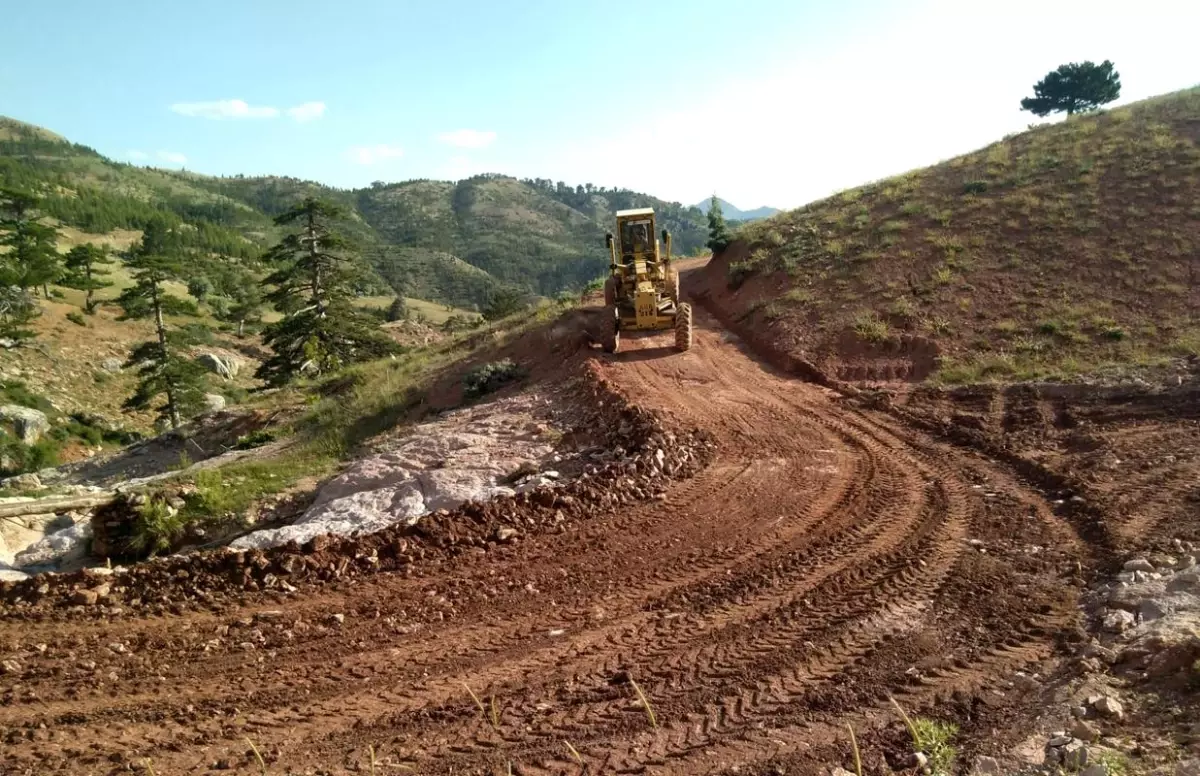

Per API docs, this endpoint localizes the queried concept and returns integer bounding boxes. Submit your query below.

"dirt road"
[1,275,1089,774]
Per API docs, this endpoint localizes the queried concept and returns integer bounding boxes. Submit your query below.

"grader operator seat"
[600,208,692,355]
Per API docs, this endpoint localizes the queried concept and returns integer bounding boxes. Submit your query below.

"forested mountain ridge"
[0,116,708,308]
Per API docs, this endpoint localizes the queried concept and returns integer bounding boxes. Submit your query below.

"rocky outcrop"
[0,405,50,444]
[195,353,241,380]
[232,394,561,550]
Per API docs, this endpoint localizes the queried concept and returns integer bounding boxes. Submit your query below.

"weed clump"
[463,359,525,401]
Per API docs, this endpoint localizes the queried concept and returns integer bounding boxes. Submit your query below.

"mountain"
[699,87,1200,384]
[694,197,780,222]
[0,117,708,309]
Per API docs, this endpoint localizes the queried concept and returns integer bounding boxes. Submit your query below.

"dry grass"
[727,86,1200,382]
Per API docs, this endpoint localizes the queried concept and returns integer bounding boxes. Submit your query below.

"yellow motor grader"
[601,208,692,353]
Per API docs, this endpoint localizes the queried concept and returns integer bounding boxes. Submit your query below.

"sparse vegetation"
[463,359,525,400]
[724,86,1200,381]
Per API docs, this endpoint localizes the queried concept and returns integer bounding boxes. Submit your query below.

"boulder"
[0,405,51,444]
[2,472,42,492]
[195,353,241,380]
[14,522,93,570]
[1060,740,1089,771]
[202,393,227,414]
[1103,610,1137,633]
[1093,696,1124,720]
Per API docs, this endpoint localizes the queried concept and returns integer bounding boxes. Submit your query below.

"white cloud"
[156,150,187,165]
[437,129,497,149]
[346,144,404,165]
[126,150,149,161]
[170,99,279,120]
[287,101,326,122]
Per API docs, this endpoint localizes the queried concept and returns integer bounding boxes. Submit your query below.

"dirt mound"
[708,87,1200,385]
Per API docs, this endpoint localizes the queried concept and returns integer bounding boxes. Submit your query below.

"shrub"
[1101,325,1126,341]
[127,494,186,557]
[853,313,891,343]
[234,429,276,450]
[728,261,755,289]
[66,310,87,327]
[962,181,989,195]
[463,359,525,400]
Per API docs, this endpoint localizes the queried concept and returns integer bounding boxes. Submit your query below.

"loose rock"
[1093,696,1124,720]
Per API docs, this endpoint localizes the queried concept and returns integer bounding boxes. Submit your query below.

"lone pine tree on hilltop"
[256,197,398,385]
[1021,60,1121,117]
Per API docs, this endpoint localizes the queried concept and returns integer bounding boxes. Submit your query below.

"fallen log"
[0,493,118,521]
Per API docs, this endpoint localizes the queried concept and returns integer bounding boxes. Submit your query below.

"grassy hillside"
[1,116,706,308]
[712,87,1200,383]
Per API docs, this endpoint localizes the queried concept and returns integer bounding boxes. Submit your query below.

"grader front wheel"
[601,306,620,353]
[603,277,617,306]
[674,302,693,352]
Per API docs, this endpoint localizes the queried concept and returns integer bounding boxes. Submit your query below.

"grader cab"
[601,208,692,353]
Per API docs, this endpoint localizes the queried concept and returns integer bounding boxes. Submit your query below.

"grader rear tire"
[603,277,617,306]
[666,269,680,303]
[601,306,620,353]
[674,302,693,352]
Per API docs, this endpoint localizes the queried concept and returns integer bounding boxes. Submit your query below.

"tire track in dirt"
[0,269,1085,775]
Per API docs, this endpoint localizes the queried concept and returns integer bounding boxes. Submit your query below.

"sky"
[2,0,1198,210]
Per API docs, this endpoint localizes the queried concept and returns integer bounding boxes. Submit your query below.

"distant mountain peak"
[693,197,780,222]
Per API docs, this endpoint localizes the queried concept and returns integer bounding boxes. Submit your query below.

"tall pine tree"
[256,198,398,385]
[0,188,62,297]
[62,243,113,312]
[117,221,208,430]
[705,195,732,253]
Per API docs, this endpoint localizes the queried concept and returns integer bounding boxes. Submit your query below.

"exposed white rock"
[233,395,562,550]
[14,522,93,570]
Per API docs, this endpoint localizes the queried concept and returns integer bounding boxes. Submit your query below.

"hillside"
[695,197,780,221]
[0,117,707,308]
[700,87,1200,384]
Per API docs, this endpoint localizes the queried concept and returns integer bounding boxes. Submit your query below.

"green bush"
[463,359,525,400]
[127,494,186,557]
[962,180,989,194]
[66,310,88,327]
[234,429,276,450]
[1101,325,1126,341]
[0,435,60,476]
[0,380,54,413]
[728,261,755,289]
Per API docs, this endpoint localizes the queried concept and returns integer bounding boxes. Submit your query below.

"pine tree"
[386,296,408,322]
[705,195,732,253]
[62,243,113,312]
[256,198,399,385]
[117,220,208,430]
[0,187,62,297]
[1021,61,1121,117]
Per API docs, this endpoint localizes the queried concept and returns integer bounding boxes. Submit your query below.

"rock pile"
[0,363,714,616]
[1090,543,1200,679]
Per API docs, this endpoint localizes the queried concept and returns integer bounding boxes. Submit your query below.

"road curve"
[0,280,1085,775]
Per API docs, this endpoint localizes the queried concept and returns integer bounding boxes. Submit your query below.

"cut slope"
[702,87,1200,383]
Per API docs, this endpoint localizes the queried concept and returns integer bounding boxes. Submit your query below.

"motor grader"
[600,208,692,354]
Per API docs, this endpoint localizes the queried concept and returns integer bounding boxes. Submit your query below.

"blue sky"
[2,0,1198,209]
